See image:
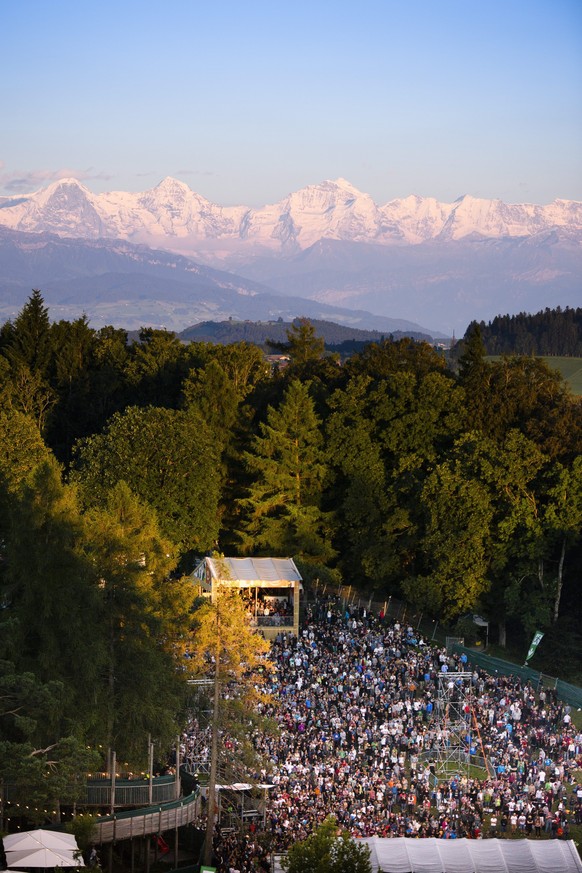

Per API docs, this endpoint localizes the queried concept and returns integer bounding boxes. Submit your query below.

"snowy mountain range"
[1,176,580,251]
[0,178,580,334]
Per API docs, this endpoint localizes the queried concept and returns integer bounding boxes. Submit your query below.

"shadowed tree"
[326,375,397,584]
[124,327,189,407]
[402,454,494,619]
[0,663,87,820]
[455,321,491,429]
[326,369,466,589]
[211,341,269,398]
[82,482,195,761]
[3,458,104,735]
[345,337,447,380]
[46,315,96,461]
[182,358,239,444]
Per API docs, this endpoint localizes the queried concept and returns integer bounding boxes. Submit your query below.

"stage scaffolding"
[433,671,474,779]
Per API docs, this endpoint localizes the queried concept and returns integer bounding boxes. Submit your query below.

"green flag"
[524,630,544,665]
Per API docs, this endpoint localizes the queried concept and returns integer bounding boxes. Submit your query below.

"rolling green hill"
[488,356,582,395]
[544,356,582,395]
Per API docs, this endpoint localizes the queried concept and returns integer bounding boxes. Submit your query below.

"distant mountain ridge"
[0,177,580,253]
[178,318,433,347]
[0,226,438,336]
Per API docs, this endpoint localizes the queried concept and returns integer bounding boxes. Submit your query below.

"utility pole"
[203,591,221,868]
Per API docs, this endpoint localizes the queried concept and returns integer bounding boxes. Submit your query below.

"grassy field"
[487,356,582,395]
[543,357,582,395]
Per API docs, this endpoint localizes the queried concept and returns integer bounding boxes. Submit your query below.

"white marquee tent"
[359,837,582,873]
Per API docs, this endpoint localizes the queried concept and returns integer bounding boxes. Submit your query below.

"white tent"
[3,831,79,852]
[3,829,84,869]
[359,837,582,873]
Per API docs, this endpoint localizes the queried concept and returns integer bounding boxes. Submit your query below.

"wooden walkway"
[93,791,199,844]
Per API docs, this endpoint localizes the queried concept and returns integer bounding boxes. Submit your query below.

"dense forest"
[466,306,582,356]
[1,293,581,811]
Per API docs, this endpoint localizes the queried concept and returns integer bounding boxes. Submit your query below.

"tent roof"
[3,830,78,851]
[360,837,582,873]
[198,557,302,587]
[3,828,84,868]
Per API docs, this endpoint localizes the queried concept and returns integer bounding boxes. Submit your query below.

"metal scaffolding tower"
[433,671,474,779]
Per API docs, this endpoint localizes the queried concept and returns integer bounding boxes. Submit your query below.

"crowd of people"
[180,600,582,873]
[242,592,294,628]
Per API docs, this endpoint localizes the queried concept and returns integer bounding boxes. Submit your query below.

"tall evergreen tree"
[456,321,491,428]
[3,289,53,376]
[0,291,57,432]
[238,379,333,562]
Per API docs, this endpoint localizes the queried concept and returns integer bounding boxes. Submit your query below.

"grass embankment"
[487,355,582,395]
[544,356,582,395]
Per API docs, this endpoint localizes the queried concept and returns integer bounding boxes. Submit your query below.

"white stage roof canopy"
[195,557,302,589]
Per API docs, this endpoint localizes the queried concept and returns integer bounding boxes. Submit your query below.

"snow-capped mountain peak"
[154,176,192,192]
[0,177,580,252]
[5,177,104,236]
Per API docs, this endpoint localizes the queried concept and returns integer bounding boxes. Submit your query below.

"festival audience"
[181,600,581,872]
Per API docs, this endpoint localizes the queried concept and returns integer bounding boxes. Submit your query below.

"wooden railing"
[83,774,178,807]
[255,614,294,627]
[93,791,199,844]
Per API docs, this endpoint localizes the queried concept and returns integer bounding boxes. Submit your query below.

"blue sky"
[2,0,581,206]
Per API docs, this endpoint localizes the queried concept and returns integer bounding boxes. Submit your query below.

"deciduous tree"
[282,815,371,873]
[403,456,493,619]
[73,405,221,554]
[187,575,271,867]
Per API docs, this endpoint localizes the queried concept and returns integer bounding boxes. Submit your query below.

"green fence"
[451,644,582,709]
